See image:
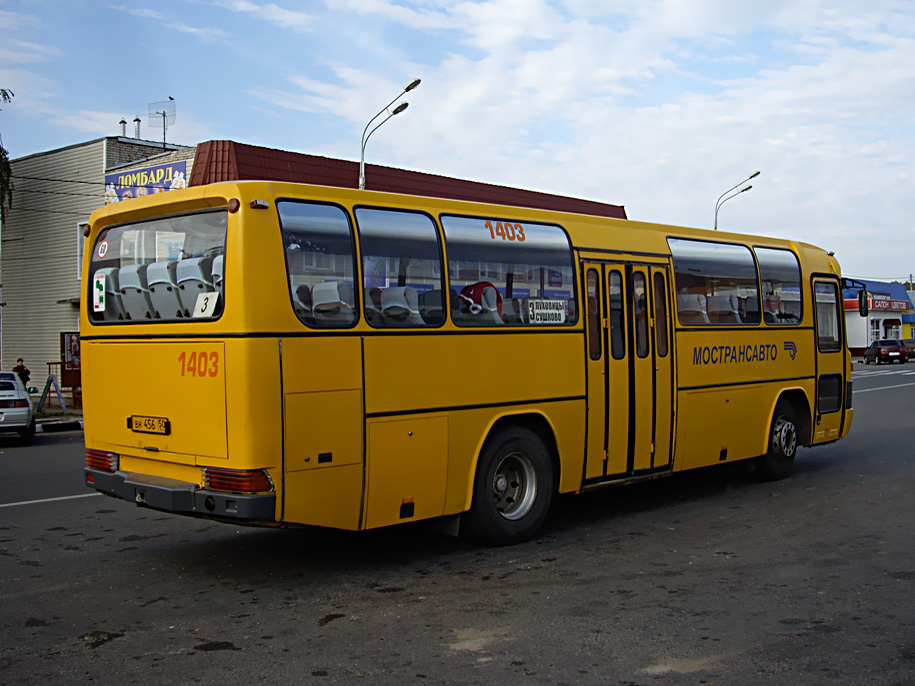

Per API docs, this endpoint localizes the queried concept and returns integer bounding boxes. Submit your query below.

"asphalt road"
[1,363,914,685]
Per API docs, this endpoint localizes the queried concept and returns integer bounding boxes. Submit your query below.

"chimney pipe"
[133,116,141,139]
[119,119,126,137]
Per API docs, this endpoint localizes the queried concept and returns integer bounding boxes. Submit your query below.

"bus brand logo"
[784,342,797,360]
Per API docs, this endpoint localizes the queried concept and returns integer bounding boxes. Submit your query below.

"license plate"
[890,352,899,356]
[128,415,170,435]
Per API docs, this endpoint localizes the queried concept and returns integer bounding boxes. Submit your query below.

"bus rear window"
[88,210,226,323]
[441,215,577,326]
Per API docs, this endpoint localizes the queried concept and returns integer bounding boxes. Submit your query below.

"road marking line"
[855,381,915,394]
[0,492,102,509]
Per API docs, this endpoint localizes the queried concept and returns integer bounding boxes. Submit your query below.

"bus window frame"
[276,198,361,330]
[439,212,579,328]
[353,204,447,329]
[87,207,229,326]
[812,276,844,354]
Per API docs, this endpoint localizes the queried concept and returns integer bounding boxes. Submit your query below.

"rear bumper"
[86,468,276,522]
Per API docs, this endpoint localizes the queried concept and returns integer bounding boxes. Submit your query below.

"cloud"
[110,5,230,39]
[210,0,316,33]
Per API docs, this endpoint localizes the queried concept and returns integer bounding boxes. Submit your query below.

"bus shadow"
[158,452,833,581]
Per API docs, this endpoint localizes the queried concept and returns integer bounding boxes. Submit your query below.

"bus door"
[583,262,674,483]
[811,277,846,443]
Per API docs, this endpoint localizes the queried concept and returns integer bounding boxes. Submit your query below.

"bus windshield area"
[88,210,227,323]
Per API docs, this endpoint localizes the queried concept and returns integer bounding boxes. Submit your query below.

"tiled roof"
[189,140,627,219]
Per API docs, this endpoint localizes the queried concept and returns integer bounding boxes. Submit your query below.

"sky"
[1,0,914,282]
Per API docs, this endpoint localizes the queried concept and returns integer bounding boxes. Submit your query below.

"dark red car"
[863,339,908,364]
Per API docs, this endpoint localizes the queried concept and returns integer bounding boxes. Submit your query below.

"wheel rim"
[491,451,537,521]
[773,416,797,458]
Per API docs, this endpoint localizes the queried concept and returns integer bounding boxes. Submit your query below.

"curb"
[36,419,84,433]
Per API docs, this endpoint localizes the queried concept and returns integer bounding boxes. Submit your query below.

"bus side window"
[355,208,444,328]
[668,238,758,326]
[278,201,358,329]
[755,247,802,325]
[441,215,576,327]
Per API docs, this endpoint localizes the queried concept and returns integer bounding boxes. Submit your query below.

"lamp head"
[740,184,753,192]
[749,170,761,179]
[404,78,421,92]
[391,102,409,115]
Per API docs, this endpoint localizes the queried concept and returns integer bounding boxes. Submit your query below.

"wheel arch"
[772,388,812,448]
[465,411,561,512]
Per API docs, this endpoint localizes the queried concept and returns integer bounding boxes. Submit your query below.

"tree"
[1,88,13,223]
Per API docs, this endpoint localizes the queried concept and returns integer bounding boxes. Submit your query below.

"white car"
[0,372,36,443]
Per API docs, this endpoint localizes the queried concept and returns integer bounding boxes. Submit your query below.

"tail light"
[0,399,29,408]
[86,449,119,472]
[203,467,274,494]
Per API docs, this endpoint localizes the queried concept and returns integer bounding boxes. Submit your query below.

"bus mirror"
[858,290,868,317]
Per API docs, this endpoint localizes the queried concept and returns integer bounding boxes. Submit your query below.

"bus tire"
[757,400,798,481]
[464,427,554,546]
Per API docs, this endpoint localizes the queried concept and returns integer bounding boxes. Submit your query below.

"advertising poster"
[104,160,187,204]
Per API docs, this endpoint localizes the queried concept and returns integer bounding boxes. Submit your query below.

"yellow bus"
[81,181,861,544]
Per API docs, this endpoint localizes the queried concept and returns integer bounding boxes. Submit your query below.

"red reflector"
[86,449,119,472]
[203,468,273,494]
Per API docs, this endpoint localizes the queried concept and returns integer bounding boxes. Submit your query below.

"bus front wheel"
[464,427,554,545]
[757,400,798,481]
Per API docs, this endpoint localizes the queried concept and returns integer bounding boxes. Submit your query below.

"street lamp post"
[359,78,421,190]
[714,170,760,230]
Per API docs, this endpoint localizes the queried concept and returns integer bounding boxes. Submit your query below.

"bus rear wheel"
[464,427,554,545]
[757,400,798,481]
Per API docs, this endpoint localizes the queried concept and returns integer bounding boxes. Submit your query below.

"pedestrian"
[13,358,30,386]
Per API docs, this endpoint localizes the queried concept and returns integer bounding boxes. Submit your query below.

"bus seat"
[95,267,126,320]
[312,281,355,324]
[293,284,314,320]
[480,286,504,324]
[708,294,741,324]
[176,257,214,316]
[364,287,384,326]
[744,297,761,324]
[677,293,710,325]
[418,289,444,324]
[212,254,225,295]
[381,286,424,326]
[118,264,155,320]
[147,261,183,319]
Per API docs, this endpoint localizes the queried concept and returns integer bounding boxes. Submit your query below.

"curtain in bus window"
[667,238,759,326]
[755,247,802,325]
[355,208,444,327]
[815,281,842,352]
[441,215,577,327]
[277,201,357,329]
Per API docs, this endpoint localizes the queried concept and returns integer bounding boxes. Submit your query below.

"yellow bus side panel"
[223,338,284,470]
[284,391,363,472]
[363,333,584,415]
[280,337,363,394]
[365,415,448,529]
[675,387,768,471]
[82,340,228,462]
[283,465,363,530]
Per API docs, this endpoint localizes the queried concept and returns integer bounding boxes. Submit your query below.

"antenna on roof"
[148,98,176,149]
